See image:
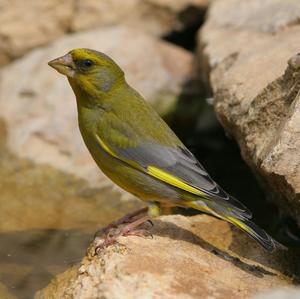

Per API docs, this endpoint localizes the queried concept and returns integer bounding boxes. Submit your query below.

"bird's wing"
[94,121,252,218]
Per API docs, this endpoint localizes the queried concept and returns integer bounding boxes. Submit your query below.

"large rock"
[71,0,209,34]
[0,0,208,66]
[0,26,192,186]
[35,214,292,299]
[0,136,141,233]
[198,0,300,224]
[0,121,142,298]
[253,288,300,299]
[0,282,17,299]
[0,0,73,65]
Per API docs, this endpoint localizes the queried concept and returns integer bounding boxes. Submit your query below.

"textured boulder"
[198,0,300,224]
[0,0,73,65]
[71,0,208,34]
[0,282,17,299]
[35,215,292,299]
[0,121,142,298]
[0,26,192,186]
[253,288,300,299]
[0,140,141,233]
[0,0,208,65]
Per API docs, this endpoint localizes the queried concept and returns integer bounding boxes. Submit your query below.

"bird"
[48,48,285,252]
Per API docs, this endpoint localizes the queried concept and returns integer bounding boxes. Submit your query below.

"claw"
[94,214,153,255]
[147,219,154,227]
[94,207,148,239]
[94,237,118,255]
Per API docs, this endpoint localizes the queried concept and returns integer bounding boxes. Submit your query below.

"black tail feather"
[228,217,287,252]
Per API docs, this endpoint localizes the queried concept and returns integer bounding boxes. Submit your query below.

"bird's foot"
[94,207,148,238]
[94,214,152,254]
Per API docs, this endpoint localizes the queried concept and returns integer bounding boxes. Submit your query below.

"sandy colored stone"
[203,0,300,33]
[0,126,141,233]
[0,0,208,66]
[0,283,17,299]
[35,214,293,299]
[0,0,73,65]
[198,0,300,224]
[72,0,208,34]
[253,287,300,299]
[0,26,192,186]
[0,121,142,298]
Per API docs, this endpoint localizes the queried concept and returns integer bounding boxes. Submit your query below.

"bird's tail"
[186,199,286,252]
[223,215,286,251]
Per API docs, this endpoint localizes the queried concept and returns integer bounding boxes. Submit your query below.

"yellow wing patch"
[147,166,204,196]
[226,216,249,232]
[95,134,117,158]
[94,134,205,196]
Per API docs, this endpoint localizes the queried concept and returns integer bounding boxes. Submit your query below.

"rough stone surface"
[253,288,300,299]
[0,121,142,298]
[0,0,73,65]
[0,119,140,248]
[198,0,300,224]
[0,0,208,65]
[0,141,141,233]
[0,282,17,299]
[35,215,292,299]
[72,0,208,34]
[0,26,192,186]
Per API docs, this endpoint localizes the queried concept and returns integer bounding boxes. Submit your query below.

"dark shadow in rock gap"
[164,76,293,249]
[162,6,299,249]
[163,5,207,51]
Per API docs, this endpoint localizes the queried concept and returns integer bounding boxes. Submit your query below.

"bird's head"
[48,48,125,103]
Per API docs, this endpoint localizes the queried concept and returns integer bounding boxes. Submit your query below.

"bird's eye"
[76,59,94,71]
[82,59,93,68]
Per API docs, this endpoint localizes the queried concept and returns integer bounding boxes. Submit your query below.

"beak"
[48,53,76,77]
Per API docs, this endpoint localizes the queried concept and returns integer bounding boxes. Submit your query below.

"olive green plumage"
[48,48,285,251]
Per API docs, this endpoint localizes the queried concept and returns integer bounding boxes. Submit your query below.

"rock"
[0,26,192,186]
[0,282,17,299]
[0,0,73,65]
[0,0,208,66]
[71,0,209,35]
[35,214,293,299]
[198,0,300,224]
[0,121,142,298]
[253,288,300,299]
[201,0,300,33]
[0,118,141,236]
[0,143,141,233]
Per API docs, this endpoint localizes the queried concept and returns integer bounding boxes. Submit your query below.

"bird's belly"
[85,138,180,203]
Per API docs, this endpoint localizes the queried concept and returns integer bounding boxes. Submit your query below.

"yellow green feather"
[147,166,205,196]
[94,133,206,196]
[226,216,250,232]
[95,133,117,158]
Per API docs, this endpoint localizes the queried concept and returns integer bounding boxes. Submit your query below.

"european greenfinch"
[48,48,284,251]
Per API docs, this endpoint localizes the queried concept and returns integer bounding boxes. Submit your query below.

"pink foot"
[94,207,148,238]
[95,214,152,254]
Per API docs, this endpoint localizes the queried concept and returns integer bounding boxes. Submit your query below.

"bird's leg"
[94,207,148,238]
[95,214,152,254]
[94,202,161,254]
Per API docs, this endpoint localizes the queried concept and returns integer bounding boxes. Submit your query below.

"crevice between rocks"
[163,5,207,51]
[162,6,300,254]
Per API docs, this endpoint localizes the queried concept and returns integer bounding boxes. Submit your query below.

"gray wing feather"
[114,143,252,218]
